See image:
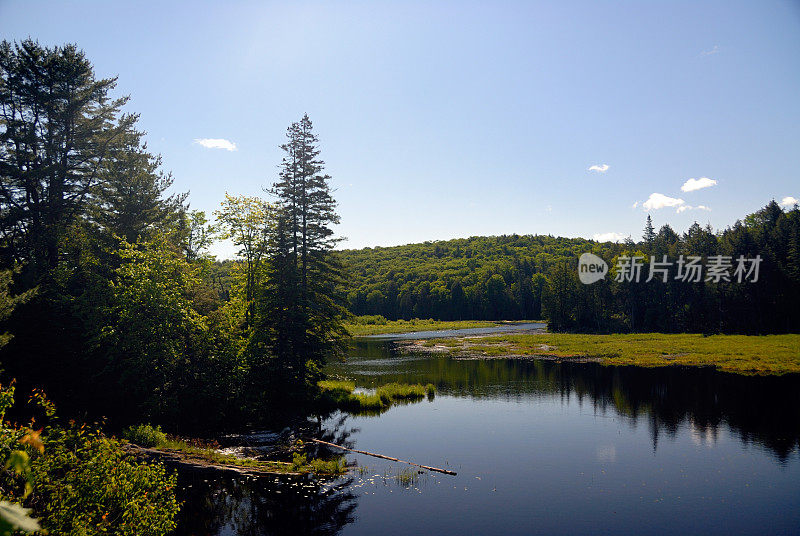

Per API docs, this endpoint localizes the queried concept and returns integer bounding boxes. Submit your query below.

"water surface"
[174,336,800,535]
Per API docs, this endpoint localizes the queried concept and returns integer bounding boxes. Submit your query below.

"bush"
[30,425,179,536]
[0,385,180,536]
[122,424,167,448]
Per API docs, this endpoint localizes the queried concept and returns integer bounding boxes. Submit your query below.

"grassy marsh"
[430,332,800,375]
[318,380,436,413]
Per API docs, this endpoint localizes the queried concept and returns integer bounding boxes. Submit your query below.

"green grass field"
[432,332,800,375]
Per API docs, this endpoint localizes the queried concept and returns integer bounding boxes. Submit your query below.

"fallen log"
[310,438,457,475]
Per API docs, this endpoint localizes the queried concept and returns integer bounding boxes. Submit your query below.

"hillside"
[338,234,620,321]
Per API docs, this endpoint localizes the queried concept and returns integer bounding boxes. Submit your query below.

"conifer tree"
[0,40,132,279]
[643,215,656,248]
[259,115,347,398]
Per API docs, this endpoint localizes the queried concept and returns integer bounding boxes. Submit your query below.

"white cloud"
[677,204,711,213]
[194,138,238,151]
[588,164,609,173]
[593,232,627,243]
[631,201,639,209]
[643,193,685,211]
[779,196,798,208]
[681,177,717,192]
[699,45,720,57]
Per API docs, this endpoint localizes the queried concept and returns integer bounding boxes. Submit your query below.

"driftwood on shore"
[123,444,300,477]
[310,438,457,475]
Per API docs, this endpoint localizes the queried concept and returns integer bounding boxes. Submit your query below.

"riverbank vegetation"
[0,384,179,536]
[424,333,800,375]
[344,315,507,336]
[318,380,435,413]
[121,424,345,476]
[0,37,798,535]
[0,40,349,531]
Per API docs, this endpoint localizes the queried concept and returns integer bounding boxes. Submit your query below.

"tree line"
[336,205,800,334]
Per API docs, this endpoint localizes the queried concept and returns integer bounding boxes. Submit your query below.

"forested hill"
[337,201,800,335]
[338,234,619,321]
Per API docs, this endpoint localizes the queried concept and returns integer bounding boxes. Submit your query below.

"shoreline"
[394,332,800,376]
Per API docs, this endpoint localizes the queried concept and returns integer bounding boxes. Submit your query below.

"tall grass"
[318,380,436,414]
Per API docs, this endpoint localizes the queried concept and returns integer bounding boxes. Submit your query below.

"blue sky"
[2,1,799,256]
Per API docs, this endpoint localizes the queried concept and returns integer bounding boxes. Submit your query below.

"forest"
[0,40,346,534]
[0,38,798,535]
[338,206,800,334]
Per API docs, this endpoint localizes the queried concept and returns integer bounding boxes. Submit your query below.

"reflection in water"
[173,338,800,535]
[174,468,357,536]
[328,339,800,461]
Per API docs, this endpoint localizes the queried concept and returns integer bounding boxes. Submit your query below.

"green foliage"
[249,114,348,408]
[0,39,133,278]
[317,380,356,393]
[29,425,179,536]
[0,385,179,536]
[214,194,273,324]
[339,234,598,322]
[376,383,428,402]
[337,202,800,335]
[99,237,209,420]
[122,424,167,448]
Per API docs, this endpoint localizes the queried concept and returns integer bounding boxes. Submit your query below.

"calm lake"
[173,328,800,535]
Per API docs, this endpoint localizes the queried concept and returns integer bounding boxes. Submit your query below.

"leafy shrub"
[0,385,180,536]
[122,423,167,448]
[29,425,179,536]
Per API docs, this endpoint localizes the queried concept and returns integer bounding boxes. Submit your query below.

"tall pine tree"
[256,115,347,402]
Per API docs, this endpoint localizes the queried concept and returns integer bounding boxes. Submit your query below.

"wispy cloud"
[593,232,627,243]
[642,193,685,211]
[588,164,609,173]
[631,201,639,209]
[681,177,717,192]
[779,196,798,208]
[194,138,238,151]
[676,204,711,213]
[699,45,720,57]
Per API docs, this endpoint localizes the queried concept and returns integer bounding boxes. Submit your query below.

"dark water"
[173,336,800,536]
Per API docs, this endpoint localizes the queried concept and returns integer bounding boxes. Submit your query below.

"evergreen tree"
[258,115,347,400]
[0,40,132,281]
[94,126,187,246]
[643,215,656,248]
